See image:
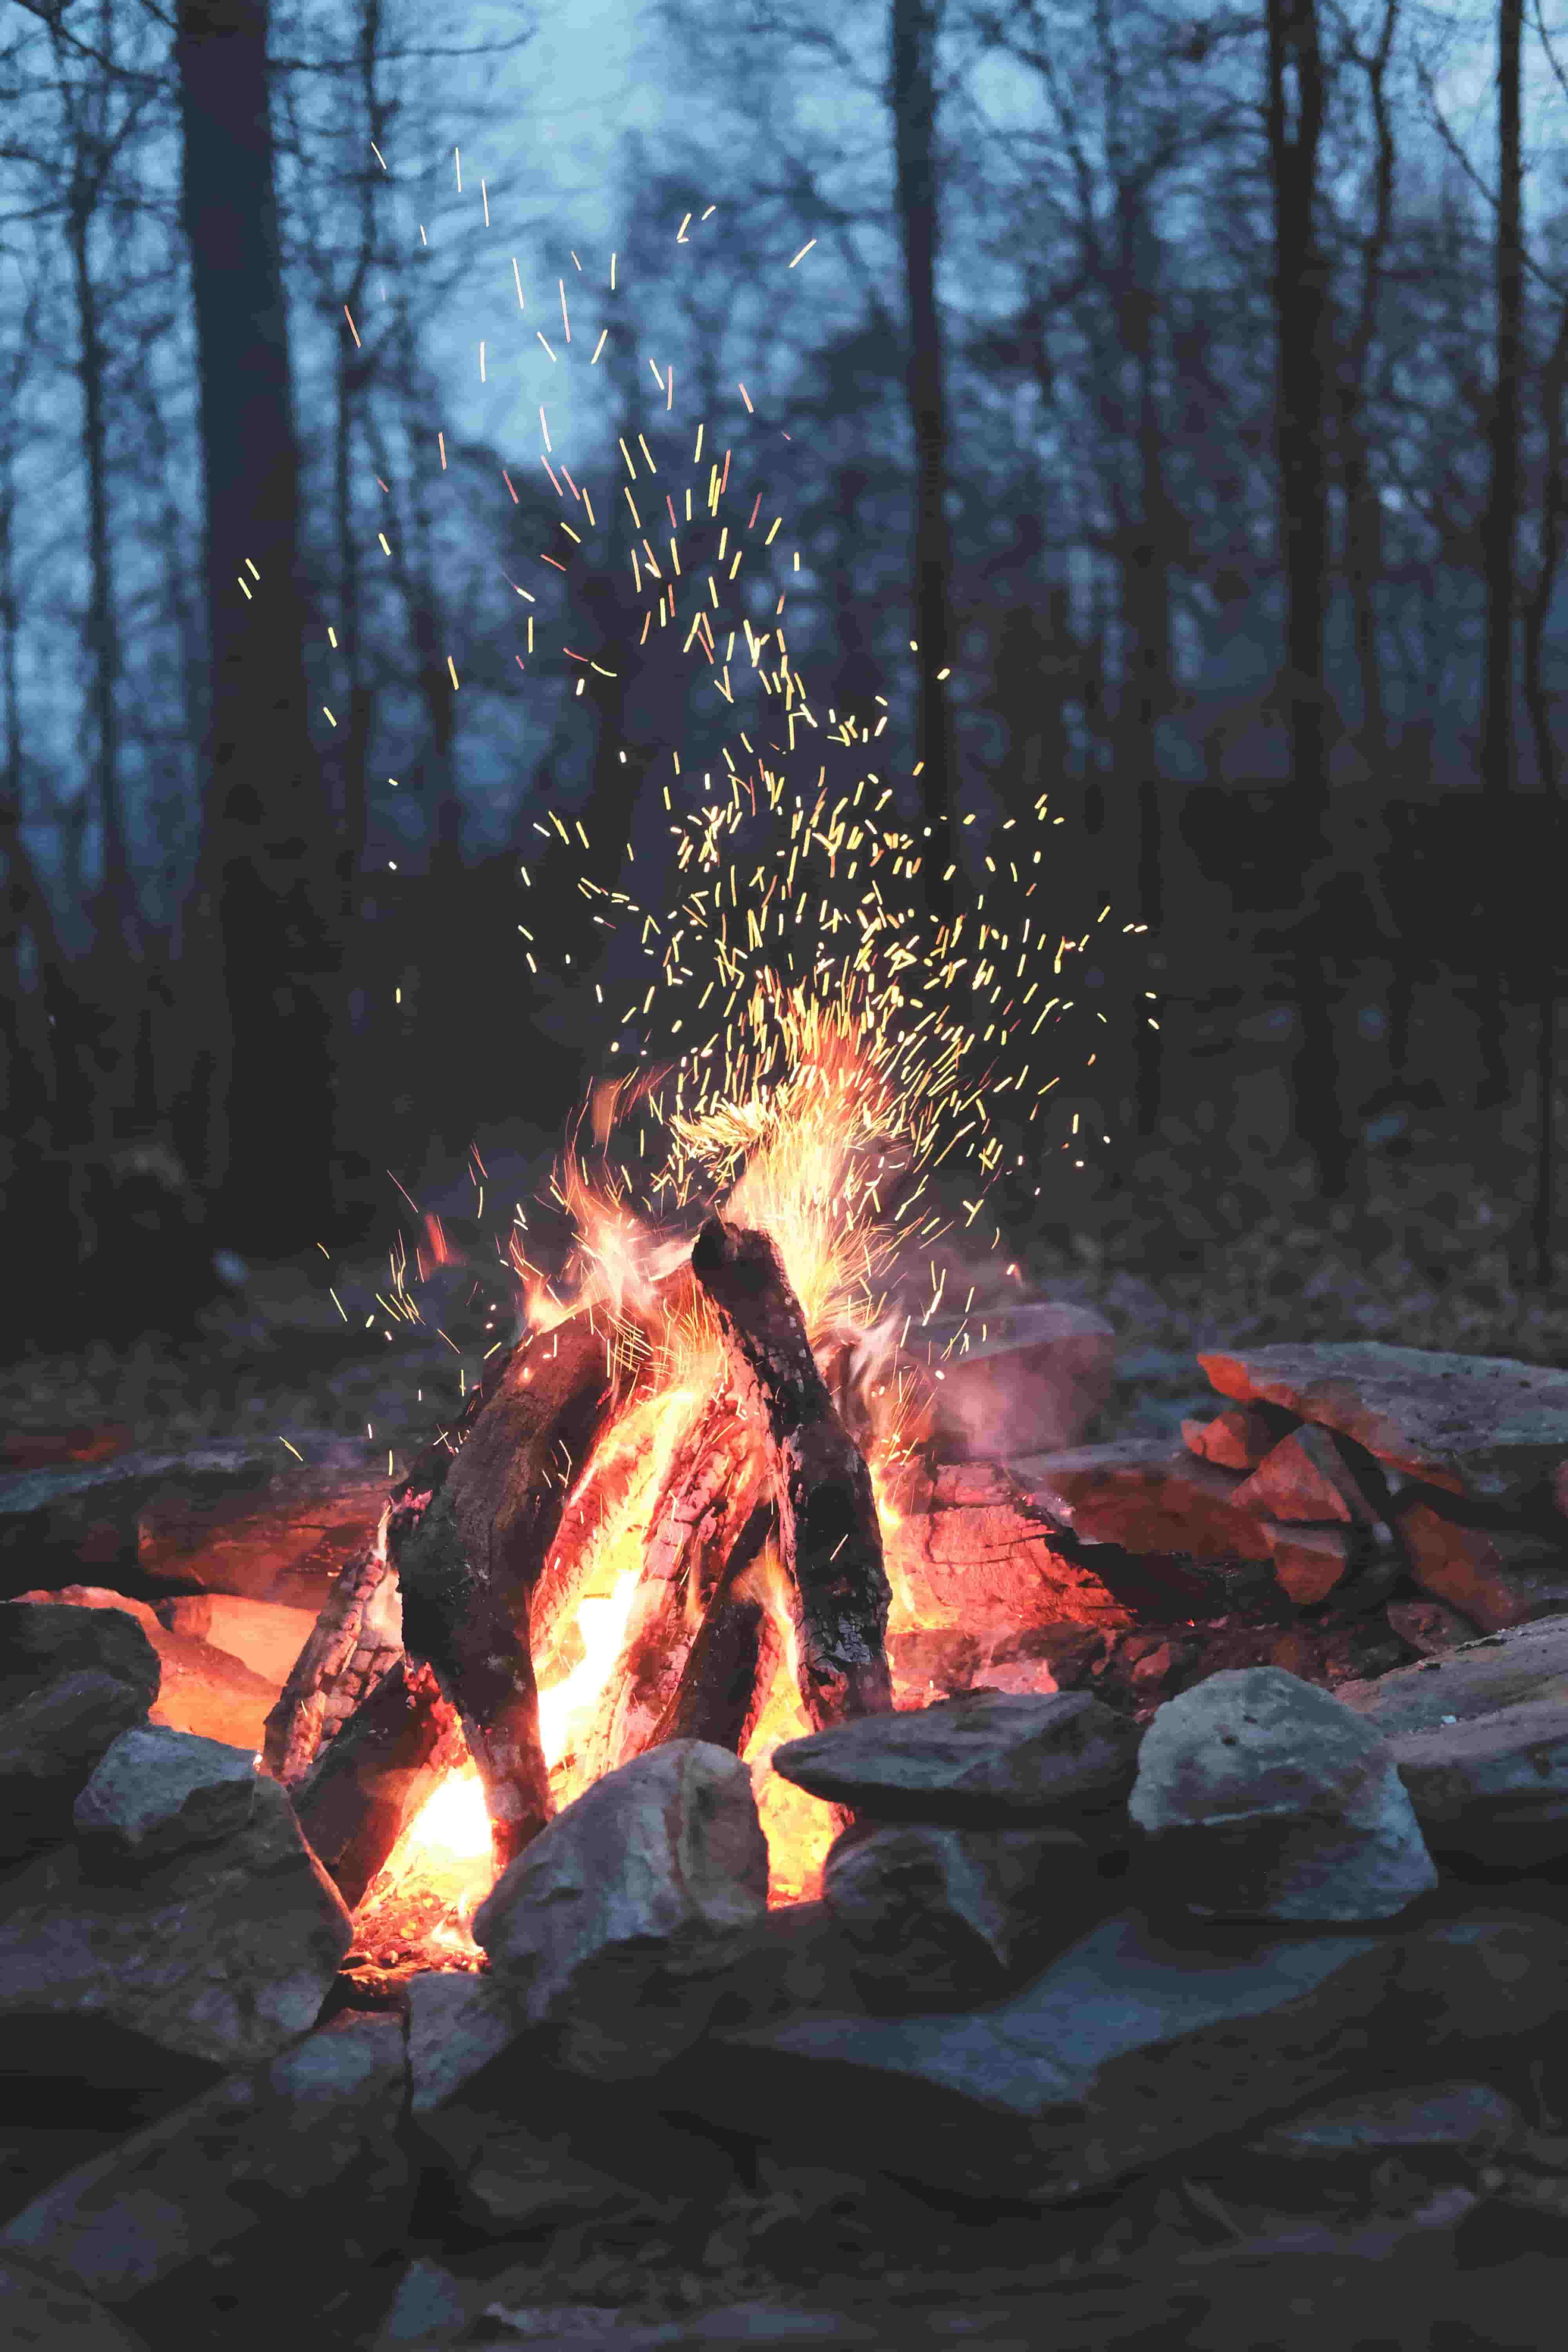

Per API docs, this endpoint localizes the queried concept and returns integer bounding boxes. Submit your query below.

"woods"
[1,0,1566,1336]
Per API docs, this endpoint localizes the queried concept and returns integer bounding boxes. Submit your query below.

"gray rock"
[919,1299,1116,1455]
[0,2013,408,2303]
[677,1907,1568,2209]
[1245,2079,1524,2161]
[1336,1613,1568,1733]
[1128,1668,1438,1922]
[770,1690,1142,1832]
[1196,1341,1568,1512]
[1384,1696,1568,1868]
[473,1739,769,2080]
[0,1604,160,1862]
[821,1820,1105,1998]
[0,1771,352,2071]
[73,1723,257,1863]
[0,2254,152,2351]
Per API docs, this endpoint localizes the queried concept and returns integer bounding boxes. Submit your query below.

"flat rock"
[1335,1615,1568,1733]
[1128,1668,1438,1922]
[678,1907,1568,2207]
[73,1724,257,1863]
[1011,1439,1274,1562]
[0,2254,152,2350]
[821,1819,1105,1998]
[1388,1501,1568,1632]
[0,1604,160,1862]
[1260,1522,1353,1606]
[474,1740,770,2080]
[1244,2078,1524,2161]
[11,1587,283,1752]
[1183,1403,1299,1470]
[1198,1342,1568,1510]
[1382,1697,1568,1867]
[769,1690,1143,1831]
[1232,1427,1376,1525]
[0,2012,408,2306]
[0,1769,352,2072]
[153,1592,315,1686]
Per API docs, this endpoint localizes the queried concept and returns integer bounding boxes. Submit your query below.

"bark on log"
[262,1539,403,1786]
[583,1390,768,1779]
[691,1216,895,1732]
[387,1308,621,1871]
[647,1498,782,1755]
[289,1655,467,1910]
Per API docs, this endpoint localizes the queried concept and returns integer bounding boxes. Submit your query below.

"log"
[582,1389,768,1779]
[690,1216,895,1732]
[289,1655,467,1910]
[647,1499,782,1755]
[387,1307,621,1871]
[261,1540,403,1787]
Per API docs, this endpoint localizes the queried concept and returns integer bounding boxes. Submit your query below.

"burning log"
[691,1215,895,1733]
[647,1498,782,1754]
[583,1390,769,1778]
[262,1539,402,1788]
[289,1655,467,1909]
[388,1308,622,1871]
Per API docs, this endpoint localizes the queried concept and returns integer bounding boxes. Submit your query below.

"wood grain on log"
[691,1216,895,1733]
[648,1498,782,1755]
[388,1308,620,1871]
[261,1541,403,1787]
[583,1390,768,1778]
[289,1655,467,1909]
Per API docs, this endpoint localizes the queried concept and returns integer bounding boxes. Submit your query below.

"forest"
[2,0,1566,1374]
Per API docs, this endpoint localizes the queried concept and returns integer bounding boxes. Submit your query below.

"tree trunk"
[1522,297,1568,1287]
[890,0,960,927]
[176,0,341,1252]
[1265,0,1344,1199]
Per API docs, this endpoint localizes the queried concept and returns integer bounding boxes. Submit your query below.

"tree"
[890,0,961,927]
[175,0,341,1250]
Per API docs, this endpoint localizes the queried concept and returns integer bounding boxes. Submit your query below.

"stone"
[1127,1668,1439,1922]
[1384,1597,1481,1656]
[769,1690,1143,1833]
[1261,1522,1353,1606]
[153,1593,315,1688]
[820,1819,1104,1999]
[73,1724,258,1864]
[1379,1698,1568,1870]
[0,1769,352,2073]
[13,1586,286,1753]
[917,1299,1116,1455]
[1182,1403,1299,1471]
[0,1603,160,1862]
[473,1740,770,2080]
[0,2254,152,2351]
[0,2013,412,2318]
[1232,1427,1377,1526]
[1011,1439,1273,1562]
[1197,1341,1568,1512]
[899,1461,1132,1630]
[1243,2079,1524,2163]
[1388,1500,1568,1632]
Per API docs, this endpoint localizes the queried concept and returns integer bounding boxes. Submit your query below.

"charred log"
[262,1539,402,1786]
[388,1308,619,1871]
[647,1498,781,1754]
[691,1216,895,1733]
[584,1390,768,1779]
[289,1655,467,1910]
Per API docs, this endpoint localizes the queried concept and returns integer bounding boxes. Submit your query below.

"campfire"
[262,779,1121,1976]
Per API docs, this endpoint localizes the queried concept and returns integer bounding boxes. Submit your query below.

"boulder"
[473,1740,770,2080]
[1387,1500,1568,1632]
[1127,1667,1438,1922]
[918,1299,1117,1456]
[820,1818,1105,1999]
[769,1690,1143,1833]
[1197,1342,1568,1512]
[73,1725,258,1865]
[0,1769,353,2073]
[0,1604,160,1862]
[0,2013,411,2325]
[1261,1523,1353,1606]
[11,1584,162,1637]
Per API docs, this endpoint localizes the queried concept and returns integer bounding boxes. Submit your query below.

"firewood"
[648,1498,782,1754]
[583,1390,768,1778]
[691,1216,895,1733]
[387,1308,622,1871]
[261,1540,402,1787]
[289,1655,467,1909]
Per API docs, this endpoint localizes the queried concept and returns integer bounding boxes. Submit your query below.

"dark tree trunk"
[176,0,341,1252]
[1265,0,1344,1199]
[890,0,960,926]
[1522,299,1568,1287]
[691,1216,894,1733]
